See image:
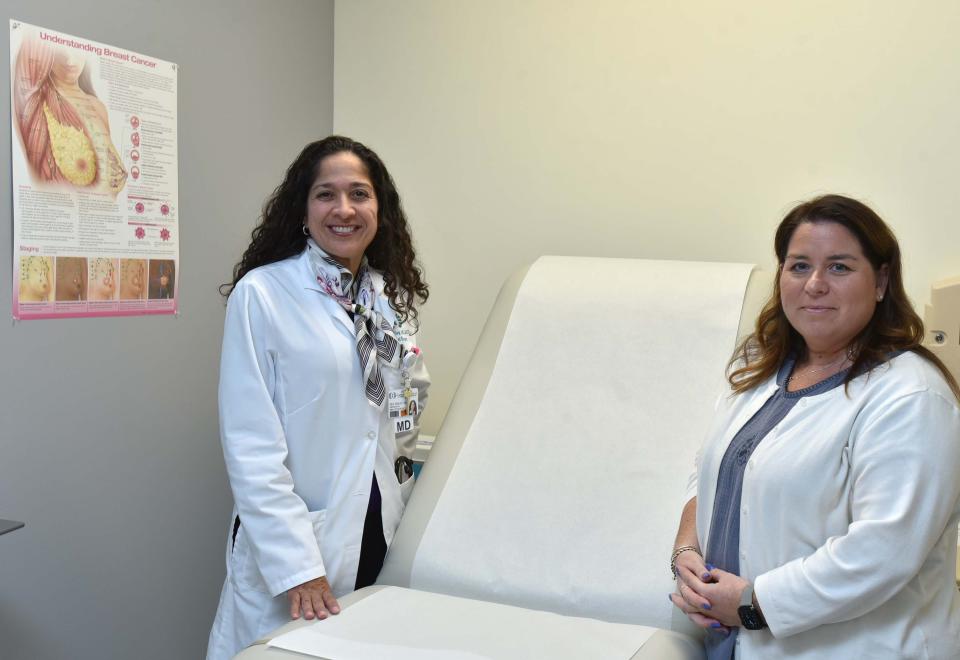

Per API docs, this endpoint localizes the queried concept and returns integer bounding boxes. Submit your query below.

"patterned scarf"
[307,240,400,408]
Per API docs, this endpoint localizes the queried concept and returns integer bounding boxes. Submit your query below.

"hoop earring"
[302,225,309,237]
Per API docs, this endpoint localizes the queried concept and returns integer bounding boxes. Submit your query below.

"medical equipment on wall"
[922,276,960,585]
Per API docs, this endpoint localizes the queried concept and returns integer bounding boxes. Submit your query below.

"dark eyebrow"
[310,181,373,192]
[785,253,859,261]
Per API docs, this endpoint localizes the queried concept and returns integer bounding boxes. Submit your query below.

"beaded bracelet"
[670,545,701,578]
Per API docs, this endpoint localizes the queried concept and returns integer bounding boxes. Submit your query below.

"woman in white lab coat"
[669,194,960,659]
[207,136,430,660]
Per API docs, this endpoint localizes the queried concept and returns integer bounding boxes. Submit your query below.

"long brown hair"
[729,194,960,400]
[220,136,429,326]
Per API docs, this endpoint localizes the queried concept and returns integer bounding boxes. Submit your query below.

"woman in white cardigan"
[670,194,960,659]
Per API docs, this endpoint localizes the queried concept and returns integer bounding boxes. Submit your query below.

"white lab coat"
[206,248,429,660]
[689,351,960,659]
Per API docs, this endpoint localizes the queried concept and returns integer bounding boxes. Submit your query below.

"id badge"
[388,387,419,436]
[388,388,419,418]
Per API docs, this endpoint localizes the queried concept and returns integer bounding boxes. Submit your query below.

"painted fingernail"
[702,572,711,580]
[667,594,673,602]
[705,563,715,571]
[702,603,712,610]
[710,622,722,628]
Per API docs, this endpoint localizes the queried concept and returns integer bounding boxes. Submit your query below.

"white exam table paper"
[409,257,755,627]
[267,586,656,659]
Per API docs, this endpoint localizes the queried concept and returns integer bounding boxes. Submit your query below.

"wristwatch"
[737,583,767,630]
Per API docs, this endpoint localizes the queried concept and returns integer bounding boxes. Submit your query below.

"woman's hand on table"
[288,575,341,620]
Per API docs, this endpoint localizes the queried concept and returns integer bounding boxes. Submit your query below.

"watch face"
[738,605,765,630]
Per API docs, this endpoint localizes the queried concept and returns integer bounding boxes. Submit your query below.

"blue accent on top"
[703,356,849,659]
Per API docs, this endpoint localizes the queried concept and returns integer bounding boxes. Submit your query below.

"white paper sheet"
[267,586,656,659]
[410,257,755,627]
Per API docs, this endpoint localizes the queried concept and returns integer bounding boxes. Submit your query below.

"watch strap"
[737,583,768,630]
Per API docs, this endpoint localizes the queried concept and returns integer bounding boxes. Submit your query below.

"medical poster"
[10,20,179,320]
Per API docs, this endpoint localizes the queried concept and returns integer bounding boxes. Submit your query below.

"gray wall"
[1,2,334,658]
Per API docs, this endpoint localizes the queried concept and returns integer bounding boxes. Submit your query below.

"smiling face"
[304,151,378,275]
[780,221,889,355]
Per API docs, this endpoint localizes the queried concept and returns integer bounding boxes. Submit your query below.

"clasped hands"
[668,550,749,635]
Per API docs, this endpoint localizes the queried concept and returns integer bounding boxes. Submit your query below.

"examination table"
[237,258,778,659]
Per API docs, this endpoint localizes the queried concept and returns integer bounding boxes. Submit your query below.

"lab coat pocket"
[307,509,332,585]
[231,510,329,595]
[283,391,324,419]
[309,508,353,596]
[400,473,416,507]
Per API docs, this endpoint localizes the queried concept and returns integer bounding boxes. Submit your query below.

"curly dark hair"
[220,136,428,325]
[729,194,960,400]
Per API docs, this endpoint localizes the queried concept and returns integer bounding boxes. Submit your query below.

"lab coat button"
[741,507,748,516]
[366,431,376,440]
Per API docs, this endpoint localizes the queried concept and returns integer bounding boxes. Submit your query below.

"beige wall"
[335,0,960,434]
